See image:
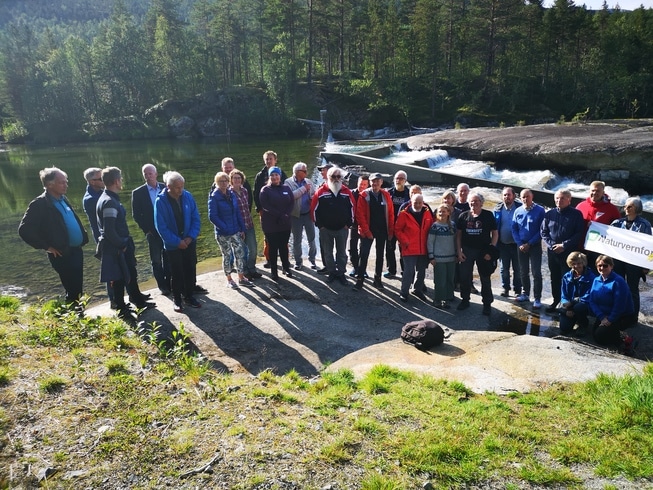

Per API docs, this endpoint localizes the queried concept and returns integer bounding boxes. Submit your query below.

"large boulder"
[399,120,653,194]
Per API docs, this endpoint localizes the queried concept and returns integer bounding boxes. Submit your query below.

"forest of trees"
[0,0,652,141]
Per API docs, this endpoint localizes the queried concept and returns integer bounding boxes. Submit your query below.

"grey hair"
[40,167,66,187]
[468,192,484,205]
[83,167,102,181]
[163,171,184,186]
[624,197,643,214]
[293,161,308,174]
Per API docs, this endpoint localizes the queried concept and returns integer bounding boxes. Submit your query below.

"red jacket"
[356,188,394,239]
[395,206,433,256]
[576,195,621,227]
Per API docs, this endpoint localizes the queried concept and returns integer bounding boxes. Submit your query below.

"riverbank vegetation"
[1,295,653,488]
[1,0,652,143]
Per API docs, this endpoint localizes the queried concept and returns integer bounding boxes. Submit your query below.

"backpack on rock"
[401,319,446,351]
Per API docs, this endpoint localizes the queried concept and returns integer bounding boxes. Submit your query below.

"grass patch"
[1,294,652,488]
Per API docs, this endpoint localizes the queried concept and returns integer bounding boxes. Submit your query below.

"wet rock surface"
[398,120,653,194]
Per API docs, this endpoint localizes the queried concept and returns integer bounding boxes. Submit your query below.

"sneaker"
[456,300,470,311]
[500,289,510,297]
[349,269,357,277]
[482,304,491,316]
[533,299,542,309]
[310,262,318,270]
[173,301,184,313]
[399,294,408,302]
[326,274,336,283]
[294,264,303,271]
[193,285,208,294]
[263,262,271,269]
[337,275,348,286]
[185,296,202,308]
[227,279,239,289]
[283,268,293,277]
[352,279,364,291]
[372,277,384,289]
[383,271,396,279]
[516,294,529,303]
[317,267,328,275]
[239,278,255,288]
[441,300,450,309]
[545,302,559,313]
[246,270,263,279]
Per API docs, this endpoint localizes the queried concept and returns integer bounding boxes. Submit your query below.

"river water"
[1,137,323,302]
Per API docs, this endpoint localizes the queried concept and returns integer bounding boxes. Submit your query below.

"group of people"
[18,157,649,353]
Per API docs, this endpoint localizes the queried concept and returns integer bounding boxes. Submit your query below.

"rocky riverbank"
[398,120,653,194]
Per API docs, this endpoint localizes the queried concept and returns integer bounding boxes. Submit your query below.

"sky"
[544,0,651,9]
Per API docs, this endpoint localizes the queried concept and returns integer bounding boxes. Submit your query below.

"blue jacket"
[208,188,245,237]
[561,268,595,305]
[154,189,201,250]
[540,205,585,252]
[611,215,653,235]
[589,271,635,323]
[512,203,545,247]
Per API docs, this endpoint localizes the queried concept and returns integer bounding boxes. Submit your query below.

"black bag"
[401,319,445,351]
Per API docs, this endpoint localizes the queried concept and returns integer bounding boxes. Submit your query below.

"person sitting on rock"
[559,251,595,336]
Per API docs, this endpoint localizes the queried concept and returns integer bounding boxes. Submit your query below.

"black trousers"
[48,246,84,303]
[265,230,292,274]
[166,241,197,302]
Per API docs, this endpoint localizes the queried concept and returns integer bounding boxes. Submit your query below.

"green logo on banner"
[587,230,601,241]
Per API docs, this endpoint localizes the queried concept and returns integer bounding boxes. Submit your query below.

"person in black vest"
[348,174,369,276]
[19,167,89,306]
[132,163,170,295]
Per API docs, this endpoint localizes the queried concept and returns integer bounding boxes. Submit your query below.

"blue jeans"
[517,243,542,300]
[319,227,349,276]
[243,227,258,273]
[498,241,521,294]
[401,255,427,296]
[291,213,317,266]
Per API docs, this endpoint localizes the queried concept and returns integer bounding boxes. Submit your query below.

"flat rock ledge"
[326,332,647,394]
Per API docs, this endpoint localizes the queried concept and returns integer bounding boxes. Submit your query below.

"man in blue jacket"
[154,171,202,312]
[511,189,545,309]
[540,189,585,313]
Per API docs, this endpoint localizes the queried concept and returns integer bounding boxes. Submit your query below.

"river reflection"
[1,137,322,302]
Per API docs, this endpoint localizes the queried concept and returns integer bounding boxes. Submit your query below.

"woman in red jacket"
[395,193,433,302]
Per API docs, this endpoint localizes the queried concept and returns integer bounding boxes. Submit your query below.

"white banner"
[584,221,653,269]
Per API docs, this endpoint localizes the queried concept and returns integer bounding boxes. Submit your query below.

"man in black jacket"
[19,167,89,304]
[132,163,170,294]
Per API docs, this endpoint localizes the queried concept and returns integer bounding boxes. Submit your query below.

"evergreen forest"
[1,0,652,141]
